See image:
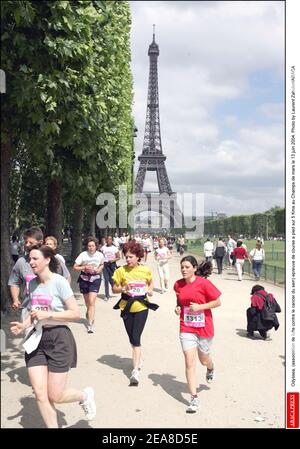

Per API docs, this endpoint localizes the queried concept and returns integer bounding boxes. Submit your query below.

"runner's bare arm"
[190,297,221,311]
[10,285,21,309]
[30,296,80,322]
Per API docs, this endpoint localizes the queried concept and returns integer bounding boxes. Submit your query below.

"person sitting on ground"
[246,284,281,340]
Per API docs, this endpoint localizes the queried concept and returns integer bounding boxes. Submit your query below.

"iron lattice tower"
[134,27,173,194]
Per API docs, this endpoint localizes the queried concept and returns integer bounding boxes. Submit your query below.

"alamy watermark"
[0,69,6,94]
[96,185,204,236]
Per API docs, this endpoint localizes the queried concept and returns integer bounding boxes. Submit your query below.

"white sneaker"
[206,366,215,384]
[186,396,199,413]
[130,369,139,386]
[80,387,96,420]
[87,324,94,333]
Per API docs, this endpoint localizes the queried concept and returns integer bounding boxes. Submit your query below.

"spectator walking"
[227,235,237,267]
[232,241,249,281]
[214,238,226,274]
[249,241,265,280]
[203,238,214,262]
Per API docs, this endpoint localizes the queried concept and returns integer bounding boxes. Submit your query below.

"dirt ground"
[1,251,285,428]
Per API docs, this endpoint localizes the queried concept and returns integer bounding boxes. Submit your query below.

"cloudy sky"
[130,0,285,217]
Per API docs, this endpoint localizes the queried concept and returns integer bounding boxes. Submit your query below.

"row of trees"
[204,207,285,237]
[1,1,134,311]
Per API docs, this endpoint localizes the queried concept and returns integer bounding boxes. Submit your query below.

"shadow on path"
[97,354,132,378]
[6,396,66,428]
[148,373,208,405]
[6,366,31,386]
[235,328,250,339]
[236,328,272,341]
[6,395,93,429]
[279,355,285,366]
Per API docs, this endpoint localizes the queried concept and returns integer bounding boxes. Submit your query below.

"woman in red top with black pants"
[174,257,221,413]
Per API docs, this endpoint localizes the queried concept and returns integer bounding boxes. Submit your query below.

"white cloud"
[130,1,285,216]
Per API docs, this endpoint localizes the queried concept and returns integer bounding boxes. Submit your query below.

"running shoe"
[259,331,270,340]
[80,387,96,420]
[87,324,94,333]
[186,396,199,413]
[206,366,215,384]
[129,369,139,386]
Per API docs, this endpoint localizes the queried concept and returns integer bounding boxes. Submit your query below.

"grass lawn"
[186,238,285,269]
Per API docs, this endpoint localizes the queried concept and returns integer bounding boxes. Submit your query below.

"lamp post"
[132,124,138,190]
[131,124,138,233]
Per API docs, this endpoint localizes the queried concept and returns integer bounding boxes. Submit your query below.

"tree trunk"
[1,136,13,312]
[71,200,84,263]
[46,180,63,248]
[89,208,96,237]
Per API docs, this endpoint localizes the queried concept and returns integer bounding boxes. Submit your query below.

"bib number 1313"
[183,306,205,328]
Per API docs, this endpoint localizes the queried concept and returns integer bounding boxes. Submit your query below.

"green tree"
[1,1,133,309]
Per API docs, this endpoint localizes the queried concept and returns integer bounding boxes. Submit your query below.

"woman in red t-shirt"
[174,256,221,413]
[232,240,249,281]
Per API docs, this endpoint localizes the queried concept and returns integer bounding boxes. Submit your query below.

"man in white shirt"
[203,238,214,262]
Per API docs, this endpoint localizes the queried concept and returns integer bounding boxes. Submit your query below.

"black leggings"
[123,309,149,347]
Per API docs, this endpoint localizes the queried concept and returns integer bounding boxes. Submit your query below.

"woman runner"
[174,257,221,413]
[73,237,104,333]
[112,241,159,386]
[10,245,96,428]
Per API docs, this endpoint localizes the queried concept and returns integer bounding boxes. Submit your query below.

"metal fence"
[186,243,285,285]
[230,259,285,286]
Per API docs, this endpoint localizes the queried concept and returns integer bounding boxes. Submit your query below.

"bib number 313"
[183,306,205,328]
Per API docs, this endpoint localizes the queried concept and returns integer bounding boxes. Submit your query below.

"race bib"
[106,252,115,261]
[127,281,147,297]
[31,293,53,312]
[25,274,36,295]
[183,306,205,328]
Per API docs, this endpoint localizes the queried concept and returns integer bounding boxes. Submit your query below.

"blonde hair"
[45,236,58,247]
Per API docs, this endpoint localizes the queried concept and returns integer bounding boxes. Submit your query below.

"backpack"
[255,292,280,321]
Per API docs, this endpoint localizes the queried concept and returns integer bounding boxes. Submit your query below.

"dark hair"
[196,261,212,278]
[29,245,59,273]
[123,241,144,260]
[180,256,212,278]
[85,236,99,248]
[180,255,198,268]
[237,240,243,247]
[251,284,265,295]
[23,226,43,242]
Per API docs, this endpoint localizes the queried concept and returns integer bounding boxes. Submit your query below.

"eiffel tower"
[134,27,181,229]
[135,26,172,194]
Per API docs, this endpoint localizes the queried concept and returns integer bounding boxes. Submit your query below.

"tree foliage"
[204,208,285,237]
[2,0,133,229]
